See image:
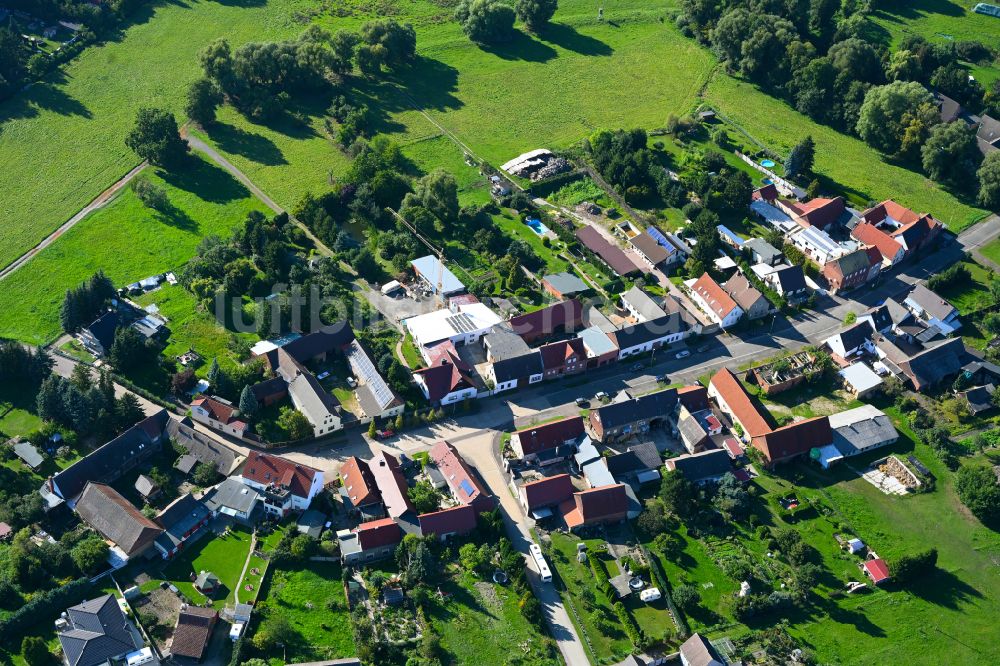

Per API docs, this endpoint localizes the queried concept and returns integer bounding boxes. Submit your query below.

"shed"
[411,255,464,295]
[13,441,44,470]
[863,558,890,585]
[134,474,160,499]
[194,571,221,594]
[847,538,865,554]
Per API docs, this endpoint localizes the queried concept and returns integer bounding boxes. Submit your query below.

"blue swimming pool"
[526,218,549,235]
[760,159,776,168]
[762,178,773,185]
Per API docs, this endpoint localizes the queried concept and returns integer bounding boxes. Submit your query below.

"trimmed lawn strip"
[160,525,253,609]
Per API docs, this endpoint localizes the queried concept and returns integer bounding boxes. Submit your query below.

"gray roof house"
[168,417,245,476]
[621,285,667,323]
[744,238,783,265]
[814,405,898,468]
[678,632,725,666]
[664,449,731,484]
[483,323,533,362]
[75,483,163,558]
[204,477,262,523]
[542,271,590,298]
[58,595,143,666]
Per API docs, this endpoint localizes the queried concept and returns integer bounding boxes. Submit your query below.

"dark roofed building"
[75,483,163,558]
[508,299,584,344]
[677,385,710,412]
[589,389,678,442]
[539,338,587,377]
[154,493,211,559]
[168,417,245,477]
[47,410,170,504]
[575,226,642,276]
[511,416,585,461]
[265,321,355,367]
[489,350,544,391]
[629,231,670,267]
[483,323,533,362]
[79,311,120,358]
[418,504,477,540]
[58,594,143,666]
[611,313,688,357]
[542,272,590,299]
[770,264,807,298]
[518,474,576,516]
[665,449,732,484]
[171,606,217,661]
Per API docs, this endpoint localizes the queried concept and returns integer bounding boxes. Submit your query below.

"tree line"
[678,0,1000,207]
[59,270,115,333]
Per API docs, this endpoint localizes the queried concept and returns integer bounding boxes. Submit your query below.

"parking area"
[361,280,439,328]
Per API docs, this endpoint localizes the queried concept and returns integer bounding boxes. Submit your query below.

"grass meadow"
[0,156,265,345]
[0,0,313,272]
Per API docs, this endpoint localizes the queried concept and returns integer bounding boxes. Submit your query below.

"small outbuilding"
[863,558,891,585]
[134,474,161,500]
[13,441,44,470]
[194,571,221,595]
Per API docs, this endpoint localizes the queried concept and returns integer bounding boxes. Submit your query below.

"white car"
[675,350,691,359]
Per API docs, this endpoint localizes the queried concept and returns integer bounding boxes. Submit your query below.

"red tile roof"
[692,273,740,319]
[418,504,477,537]
[753,184,778,202]
[852,223,903,263]
[864,558,891,584]
[192,396,243,426]
[710,369,774,438]
[513,416,585,456]
[430,441,496,513]
[677,385,710,412]
[242,451,320,499]
[752,416,832,463]
[861,200,923,227]
[356,517,403,550]
[560,484,628,528]
[785,197,845,229]
[509,299,584,342]
[520,474,576,510]
[539,338,586,371]
[723,438,743,458]
[368,450,414,519]
[413,344,475,401]
[340,456,381,508]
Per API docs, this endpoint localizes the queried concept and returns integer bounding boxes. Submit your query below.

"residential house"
[823,247,882,295]
[518,474,575,518]
[858,200,942,258]
[629,231,671,268]
[238,451,324,516]
[678,632,725,666]
[689,273,743,328]
[43,410,170,507]
[171,606,217,662]
[429,441,496,513]
[675,407,721,454]
[744,238,783,266]
[367,450,415,520]
[621,285,667,323]
[708,369,774,442]
[269,347,343,437]
[153,493,211,560]
[976,114,1000,154]
[677,384,710,411]
[645,225,688,266]
[589,388,678,442]
[483,323,534,363]
[190,395,249,438]
[857,304,895,335]
[345,339,405,422]
[412,341,479,405]
[486,350,544,393]
[411,255,465,295]
[542,272,590,299]
[578,326,620,368]
[78,311,119,358]
[606,443,661,485]
[418,504,477,540]
[508,299,584,344]
[852,223,905,268]
[961,386,995,415]
[339,517,403,565]
[664,449,732,484]
[510,416,585,464]
[753,416,833,464]
[203,477,261,523]
[824,321,875,360]
[960,359,1000,387]
[611,314,689,358]
[813,405,898,469]
[58,595,144,666]
[540,338,587,378]
[764,264,807,300]
[255,321,356,368]
[722,274,771,321]
[559,484,629,531]
[75,483,163,559]
[782,196,846,229]
[339,456,384,517]
[576,226,642,277]
[904,284,961,336]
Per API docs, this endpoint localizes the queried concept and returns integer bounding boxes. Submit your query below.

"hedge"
[641,544,689,638]
[0,577,92,637]
[612,601,644,648]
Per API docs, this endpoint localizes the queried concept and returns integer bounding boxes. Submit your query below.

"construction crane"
[386,207,447,308]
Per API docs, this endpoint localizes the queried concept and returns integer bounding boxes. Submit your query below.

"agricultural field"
[0,0,315,272]
[256,561,356,663]
[425,572,559,665]
[702,73,989,231]
[0,156,266,345]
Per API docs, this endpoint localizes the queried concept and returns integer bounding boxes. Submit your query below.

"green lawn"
[426,572,559,666]
[160,525,253,608]
[0,155,266,344]
[134,285,257,377]
[931,258,996,314]
[0,0,315,273]
[492,209,571,275]
[258,561,356,663]
[0,379,44,439]
[979,237,1000,268]
[703,73,989,231]
[871,0,1000,51]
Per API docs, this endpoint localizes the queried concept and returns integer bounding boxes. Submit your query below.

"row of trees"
[59,270,115,333]
[36,364,145,438]
[455,0,558,44]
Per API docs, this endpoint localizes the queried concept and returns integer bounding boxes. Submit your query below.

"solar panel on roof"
[646,226,670,249]
[459,479,475,497]
[346,341,395,408]
[446,313,476,334]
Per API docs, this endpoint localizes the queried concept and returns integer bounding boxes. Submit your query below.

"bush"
[612,601,644,647]
[891,548,938,584]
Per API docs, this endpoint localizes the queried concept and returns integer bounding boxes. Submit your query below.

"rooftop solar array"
[446,313,477,334]
[459,479,475,498]
[346,341,396,409]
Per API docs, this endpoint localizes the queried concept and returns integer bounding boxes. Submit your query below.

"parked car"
[375,429,395,440]
[575,397,590,407]
[675,350,691,359]
[655,375,668,383]
[630,362,644,372]
[595,391,609,402]
[347,377,358,388]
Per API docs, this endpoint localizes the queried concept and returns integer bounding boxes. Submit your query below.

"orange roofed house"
[237,451,324,516]
[190,395,249,438]
[708,368,832,465]
[559,483,629,531]
[851,200,941,268]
